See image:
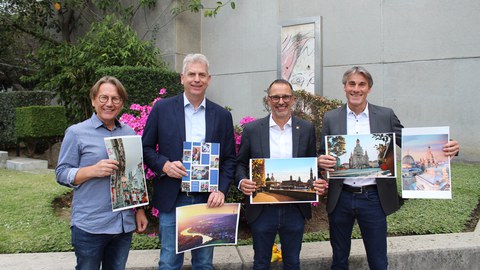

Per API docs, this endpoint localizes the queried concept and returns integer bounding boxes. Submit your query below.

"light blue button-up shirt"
[184,92,206,142]
[55,114,136,234]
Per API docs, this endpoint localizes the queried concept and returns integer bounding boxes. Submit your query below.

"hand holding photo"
[325,133,396,179]
[249,157,318,204]
[181,141,220,192]
[401,126,451,199]
[176,203,240,253]
[104,135,149,211]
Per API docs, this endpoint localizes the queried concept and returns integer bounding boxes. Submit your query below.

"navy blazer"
[235,115,317,223]
[318,103,403,216]
[142,94,236,212]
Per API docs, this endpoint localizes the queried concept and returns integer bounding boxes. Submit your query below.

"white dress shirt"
[344,104,376,187]
[269,115,293,159]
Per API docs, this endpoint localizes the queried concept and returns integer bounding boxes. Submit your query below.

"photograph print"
[104,135,149,211]
[249,157,318,204]
[181,141,220,192]
[325,133,396,179]
[176,203,240,253]
[401,126,451,199]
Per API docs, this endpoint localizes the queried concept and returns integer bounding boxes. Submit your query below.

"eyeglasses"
[98,95,122,105]
[268,95,293,103]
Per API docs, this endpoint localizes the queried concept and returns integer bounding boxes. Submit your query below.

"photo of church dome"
[401,127,451,199]
[325,133,396,179]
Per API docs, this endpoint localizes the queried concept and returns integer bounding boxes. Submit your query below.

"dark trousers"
[328,190,388,270]
[71,226,133,270]
[250,204,305,270]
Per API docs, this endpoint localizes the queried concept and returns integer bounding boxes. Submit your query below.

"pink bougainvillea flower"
[239,116,255,126]
[152,97,162,106]
[151,207,159,218]
[159,88,167,95]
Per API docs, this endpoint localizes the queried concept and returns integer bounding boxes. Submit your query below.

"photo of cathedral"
[249,157,318,204]
[325,133,396,179]
[401,127,451,199]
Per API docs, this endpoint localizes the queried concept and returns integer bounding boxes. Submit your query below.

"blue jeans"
[158,193,213,270]
[249,204,305,270]
[328,190,387,270]
[71,226,133,270]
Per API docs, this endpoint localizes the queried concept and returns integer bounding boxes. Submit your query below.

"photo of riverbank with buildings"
[401,127,451,199]
[249,157,318,204]
[176,203,240,253]
[325,133,396,179]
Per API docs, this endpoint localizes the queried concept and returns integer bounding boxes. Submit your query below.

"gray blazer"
[235,115,317,223]
[318,103,404,216]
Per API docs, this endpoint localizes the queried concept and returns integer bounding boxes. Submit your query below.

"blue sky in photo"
[263,157,316,181]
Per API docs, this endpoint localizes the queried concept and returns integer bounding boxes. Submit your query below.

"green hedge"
[0,91,54,148]
[95,66,183,108]
[15,106,67,138]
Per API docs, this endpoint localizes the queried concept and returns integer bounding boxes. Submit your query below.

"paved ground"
[1,221,479,270]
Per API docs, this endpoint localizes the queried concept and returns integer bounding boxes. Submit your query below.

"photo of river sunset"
[176,203,241,253]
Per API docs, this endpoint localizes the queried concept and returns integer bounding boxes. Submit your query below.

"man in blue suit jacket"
[317,66,460,270]
[142,54,236,270]
[236,79,328,269]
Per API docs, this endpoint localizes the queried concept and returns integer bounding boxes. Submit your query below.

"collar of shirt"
[346,103,370,135]
[184,93,206,142]
[268,114,292,130]
[183,92,206,110]
[91,113,122,130]
[269,114,293,159]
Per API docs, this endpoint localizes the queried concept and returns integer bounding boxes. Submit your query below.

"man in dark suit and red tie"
[314,66,460,270]
[236,79,328,270]
[142,53,236,270]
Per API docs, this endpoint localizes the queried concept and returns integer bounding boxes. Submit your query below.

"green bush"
[0,91,54,148]
[24,14,164,124]
[15,106,67,138]
[15,106,67,157]
[95,66,183,108]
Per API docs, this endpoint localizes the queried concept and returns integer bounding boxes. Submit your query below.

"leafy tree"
[0,0,236,91]
[328,136,346,159]
[25,14,163,123]
[172,0,235,18]
[327,135,346,169]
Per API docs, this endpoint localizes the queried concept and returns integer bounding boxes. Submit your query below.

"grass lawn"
[1,162,479,253]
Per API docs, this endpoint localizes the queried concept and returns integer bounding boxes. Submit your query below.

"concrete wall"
[130,0,201,71]
[199,0,480,162]
[131,0,480,162]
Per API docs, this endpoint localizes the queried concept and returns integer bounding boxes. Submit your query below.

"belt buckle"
[353,186,364,194]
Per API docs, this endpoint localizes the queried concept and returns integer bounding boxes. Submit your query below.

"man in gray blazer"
[316,66,460,270]
[236,79,327,270]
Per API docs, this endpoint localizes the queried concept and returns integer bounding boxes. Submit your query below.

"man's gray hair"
[342,66,373,88]
[182,53,210,74]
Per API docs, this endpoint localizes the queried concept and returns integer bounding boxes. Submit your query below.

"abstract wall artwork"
[279,17,322,95]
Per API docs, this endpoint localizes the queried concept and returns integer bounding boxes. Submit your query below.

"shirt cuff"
[67,168,80,188]
[237,179,244,190]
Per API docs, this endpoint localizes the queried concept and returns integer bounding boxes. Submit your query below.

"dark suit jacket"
[235,115,317,223]
[142,94,236,212]
[318,103,403,216]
